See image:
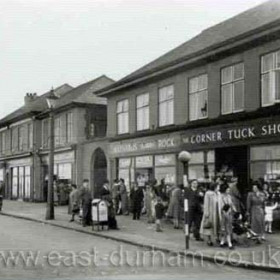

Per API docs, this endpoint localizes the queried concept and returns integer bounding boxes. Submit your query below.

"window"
[159,85,174,127]
[28,124,33,149]
[189,74,208,121]
[1,132,5,154]
[117,99,129,134]
[54,117,61,146]
[42,119,49,148]
[136,93,149,131]
[11,127,18,152]
[221,63,244,114]
[261,50,280,106]
[18,126,24,151]
[12,167,18,198]
[24,166,31,199]
[66,112,73,143]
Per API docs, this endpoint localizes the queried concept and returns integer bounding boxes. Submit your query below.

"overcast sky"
[0,0,267,119]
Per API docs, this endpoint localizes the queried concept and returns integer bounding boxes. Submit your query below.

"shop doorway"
[215,146,249,194]
[92,148,107,197]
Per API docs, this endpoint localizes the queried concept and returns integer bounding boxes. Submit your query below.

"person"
[185,180,203,241]
[100,180,119,230]
[68,184,80,222]
[119,178,129,215]
[229,177,242,214]
[79,179,92,227]
[247,182,266,244]
[219,183,236,249]
[200,183,221,246]
[145,183,156,223]
[155,196,165,232]
[265,202,278,234]
[53,179,59,206]
[112,179,120,215]
[0,181,4,211]
[130,183,144,220]
[167,184,184,229]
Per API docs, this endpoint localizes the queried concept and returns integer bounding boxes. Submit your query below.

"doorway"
[92,148,107,197]
[215,146,249,194]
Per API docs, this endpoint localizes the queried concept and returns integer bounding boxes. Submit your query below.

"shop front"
[109,114,280,192]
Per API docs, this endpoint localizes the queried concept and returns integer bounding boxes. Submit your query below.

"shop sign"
[110,135,180,155]
[182,120,280,147]
[155,154,176,166]
[136,156,153,168]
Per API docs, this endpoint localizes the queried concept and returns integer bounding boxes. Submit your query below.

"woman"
[247,182,266,244]
[167,184,184,229]
[200,183,221,246]
[130,183,144,220]
[145,184,156,223]
[119,178,129,215]
[0,181,4,211]
[219,183,236,249]
[68,184,80,222]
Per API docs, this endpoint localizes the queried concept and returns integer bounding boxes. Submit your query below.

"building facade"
[98,1,280,195]
[0,75,114,201]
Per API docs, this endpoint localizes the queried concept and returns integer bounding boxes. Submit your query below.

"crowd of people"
[68,176,280,249]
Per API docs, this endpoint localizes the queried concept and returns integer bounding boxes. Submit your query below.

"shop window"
[159,85,174,127]
[261,50,280,106]
[117,99,129,135]
[136,93,149,131]
[250,145,280,180]
[155,154,176,185]
[135,156,153,187]
[24,166,31,199]
[12,167,18,198]
[221,63,244,114]
[55,163,72,180]
[189,74,208,121]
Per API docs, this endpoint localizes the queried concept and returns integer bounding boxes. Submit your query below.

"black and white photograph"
[1,0,280,279]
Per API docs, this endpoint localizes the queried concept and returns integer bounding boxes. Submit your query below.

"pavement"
[1,200,280,273]
[2,214,280,280]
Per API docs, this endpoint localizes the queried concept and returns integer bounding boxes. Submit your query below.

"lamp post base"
[45,205,55,220]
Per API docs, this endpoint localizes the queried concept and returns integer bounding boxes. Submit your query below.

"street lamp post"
[45,89,58,220]
[178,151,192,250]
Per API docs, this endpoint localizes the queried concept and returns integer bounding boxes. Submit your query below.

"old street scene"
[1,0,280,279]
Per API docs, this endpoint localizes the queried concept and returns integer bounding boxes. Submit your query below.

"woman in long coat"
[119,179,129,215]
[200,183,221,246]
[130,183,144,220]
[247,182,266,243]
[167,184,183,229]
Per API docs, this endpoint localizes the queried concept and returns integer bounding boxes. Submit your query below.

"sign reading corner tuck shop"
[109,117,280,156]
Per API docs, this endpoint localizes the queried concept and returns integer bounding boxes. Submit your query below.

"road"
[0,215,279,280]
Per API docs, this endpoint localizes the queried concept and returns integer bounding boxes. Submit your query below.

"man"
[111,179,120,215]
[79,179,92,227]
[69,184,80,222]
[185,180,204,241]
[119,178,129,215]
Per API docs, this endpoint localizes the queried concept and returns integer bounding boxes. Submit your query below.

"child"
[220,204,234,249]
[265,202,278,233]
[155,197,165,232]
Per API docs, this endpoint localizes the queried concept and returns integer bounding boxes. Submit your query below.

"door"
[18,167,24,200]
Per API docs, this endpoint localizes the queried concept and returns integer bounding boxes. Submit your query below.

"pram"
[232,212,258,246]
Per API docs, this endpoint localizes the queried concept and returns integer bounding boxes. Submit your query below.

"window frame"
[158,84,174,127]
[221,62,245,115]
[117,99,129,135]
[66,112,73,143]
[188,73,208,121]
[136,93,150,131]
[261,50,280,107]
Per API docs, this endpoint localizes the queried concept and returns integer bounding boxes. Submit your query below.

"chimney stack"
[24,93,38,105]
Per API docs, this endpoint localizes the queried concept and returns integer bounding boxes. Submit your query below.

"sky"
[0,0,268,119]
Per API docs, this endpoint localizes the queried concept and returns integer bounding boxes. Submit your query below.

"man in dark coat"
[79,179,92,227]
[100,180,118,229]
[185,180,204,241]
[130,183,144,220]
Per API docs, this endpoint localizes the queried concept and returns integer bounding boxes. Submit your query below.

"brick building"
[0,75,114,201]
[97,0,280,194]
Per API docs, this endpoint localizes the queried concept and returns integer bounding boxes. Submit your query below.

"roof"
[55,75,115,108]
[0,75,115,127]
[0,84,73,126]
[98,0,280,95]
